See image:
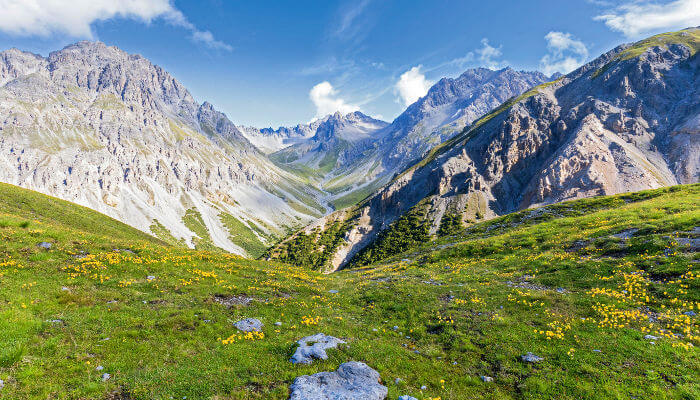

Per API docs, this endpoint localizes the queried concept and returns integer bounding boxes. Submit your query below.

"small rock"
[96,366,104,371]
[371,328,378,332]
[290,333,345,364]
[115,248,135,254]
[452,361,458,365]
[289,361,387,400]
[392,326,399,331]
[420,385,427,390]
[556,287,567,293]
[612,228,638,240]
[234,318,263,332]
[398,396,417,400]
[214,295,255,307]
[521,352,543,363]
[644,335,659,340]
[102,373,111,381]
[274,321,282,326]
[147,276,156,281]
[61,287,70,291]
[328,290,339,294]
[0,379,3,390]
[481,376,493,382]
[37,242,52,250]
[593,349,602,353]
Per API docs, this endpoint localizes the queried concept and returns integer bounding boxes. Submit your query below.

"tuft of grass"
[149,219,187,247]
[218,213,270,258]
[181,208,221,252]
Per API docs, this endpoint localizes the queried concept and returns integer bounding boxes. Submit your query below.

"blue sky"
[0,0,697,127]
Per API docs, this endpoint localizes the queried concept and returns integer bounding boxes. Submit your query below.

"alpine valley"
[0,22,698,400]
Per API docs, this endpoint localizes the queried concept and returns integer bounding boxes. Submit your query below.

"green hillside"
[0,183,698,399]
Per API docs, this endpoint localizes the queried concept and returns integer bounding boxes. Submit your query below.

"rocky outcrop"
[379,67,551,172]
[290,333,345,364]
[289,362,387,400]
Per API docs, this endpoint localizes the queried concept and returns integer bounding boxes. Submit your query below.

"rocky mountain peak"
[45,40,195,115]
[0,48,45,86]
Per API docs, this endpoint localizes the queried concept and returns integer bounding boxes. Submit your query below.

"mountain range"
[0,41,325,257]
[0,28,698,264]
[269,27,700,271]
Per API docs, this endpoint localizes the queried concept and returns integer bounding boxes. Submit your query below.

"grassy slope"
[0,183,697,399]
[219,212,271,258]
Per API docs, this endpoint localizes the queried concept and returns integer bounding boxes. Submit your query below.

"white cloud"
[395,66,432,107]
[309,81,360,119]
[539,31,589,76]
[476,38,504,69]
[335,0,372,39]
[0,0,231,50]
[594,0,700,37]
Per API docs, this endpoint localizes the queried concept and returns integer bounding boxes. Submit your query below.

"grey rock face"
[398,396,418,400]
[234,318,263,332]
[36,242,52,249]
[290,333,345,364]
[289,361,387,400]
[379,67,550,172]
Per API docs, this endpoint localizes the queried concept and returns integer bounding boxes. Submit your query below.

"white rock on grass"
[521,352,543,363]
[289,361,387,400]
[234,318,263,332]
[290,333,345,364]
[398,396,417,400]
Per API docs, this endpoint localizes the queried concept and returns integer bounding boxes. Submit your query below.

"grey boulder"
[37,242,52,249]
[521,352,543,363]
[289,361,387,400]
[290,333,345,364]
[234,318,263,332]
